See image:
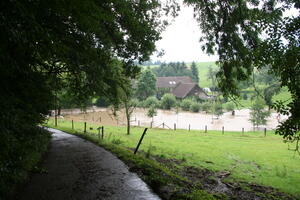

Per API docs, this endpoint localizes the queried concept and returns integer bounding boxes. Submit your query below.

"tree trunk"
[125,102,131,135]
[127,117,130,135]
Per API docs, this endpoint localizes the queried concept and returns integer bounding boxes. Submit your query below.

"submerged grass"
[46,119,300,199]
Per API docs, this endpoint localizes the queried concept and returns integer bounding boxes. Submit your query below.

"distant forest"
[151,62,199,83]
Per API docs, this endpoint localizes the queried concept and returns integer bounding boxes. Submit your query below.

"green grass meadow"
[46,119,300,197]
[195,61,218,88]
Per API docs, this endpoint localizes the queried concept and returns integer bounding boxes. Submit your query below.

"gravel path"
[17,128,160,200]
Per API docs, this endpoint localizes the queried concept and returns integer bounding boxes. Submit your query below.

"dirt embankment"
[151,156,295,200]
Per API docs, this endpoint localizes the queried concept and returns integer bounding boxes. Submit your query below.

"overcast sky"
[150,4,218,63]
[150,3,299,63]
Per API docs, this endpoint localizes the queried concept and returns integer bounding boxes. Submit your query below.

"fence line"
[53,118,270,137]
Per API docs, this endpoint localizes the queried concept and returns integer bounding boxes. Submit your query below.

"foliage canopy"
[184,0,299,144]
[0,0,172,196]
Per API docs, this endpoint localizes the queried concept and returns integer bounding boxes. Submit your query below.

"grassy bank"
[47,119,300,199]
[0,127,51,199]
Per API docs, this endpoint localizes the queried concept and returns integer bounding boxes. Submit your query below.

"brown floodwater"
[60,107,286,132]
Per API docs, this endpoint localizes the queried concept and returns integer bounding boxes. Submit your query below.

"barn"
[156,76,210,99]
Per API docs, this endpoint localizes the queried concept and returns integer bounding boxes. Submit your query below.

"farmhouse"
[156,76,210,99]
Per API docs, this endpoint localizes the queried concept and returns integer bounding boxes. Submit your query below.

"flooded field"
[59,107,286,132]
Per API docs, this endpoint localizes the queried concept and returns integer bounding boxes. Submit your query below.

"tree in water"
[147,106,157,124]
[249,98,271,129]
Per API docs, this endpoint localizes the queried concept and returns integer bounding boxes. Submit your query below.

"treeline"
[96,93,229,116]
[134,94,226,115]
[140,60,163,66]
[151,61,199,83]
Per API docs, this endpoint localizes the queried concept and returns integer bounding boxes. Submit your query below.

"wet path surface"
[18,128,160,200]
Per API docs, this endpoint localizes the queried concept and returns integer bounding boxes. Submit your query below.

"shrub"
[111,137,123,145]
[190,102,201,112]
[225,102,235,112]
[0,127,51,198]
[144,96,159,108]
[136,100,145,108]
[95,96,110,107]
[160,93,176,110]
[180,99,193,111]
[201,102,211,113]
[212,102,223,116]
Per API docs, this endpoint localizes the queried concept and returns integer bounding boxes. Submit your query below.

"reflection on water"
[61,107,286,132]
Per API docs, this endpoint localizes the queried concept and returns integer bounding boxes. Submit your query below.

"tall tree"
[191,61,199,83]
[136,69,157,100]
[185,0,300,146]
[207,67,218,91]
[0,1,177,196]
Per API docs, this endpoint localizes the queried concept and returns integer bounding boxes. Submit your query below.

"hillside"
[187,61,218,88]
[141,61,218,88]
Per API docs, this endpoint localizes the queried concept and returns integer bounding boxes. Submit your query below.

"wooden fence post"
[189,124,191,131]
[101,126,104,139]
[84,122,87,133]
[72,120,74,130]
[174,123,176,130]
[222,126,224,134]
[205,125,207,133]
[264,128,267,137]
[150,121,153,128]
[242,128,244,135]
[138,120,140,127]
[98,127,101,141]
[134,128,148,154]
[163,122,165,129]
